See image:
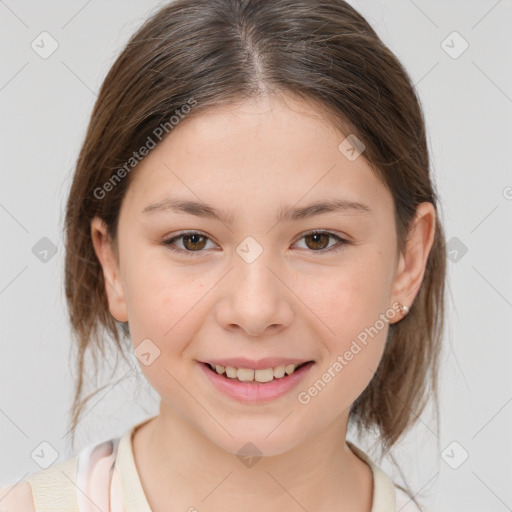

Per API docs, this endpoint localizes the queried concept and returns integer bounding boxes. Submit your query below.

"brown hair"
[64,0,446,508]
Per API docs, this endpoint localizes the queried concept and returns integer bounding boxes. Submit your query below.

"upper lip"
[201,357,313,370]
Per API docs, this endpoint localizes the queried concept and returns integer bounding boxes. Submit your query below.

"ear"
[390,202,436,322]
[90,216,128,323]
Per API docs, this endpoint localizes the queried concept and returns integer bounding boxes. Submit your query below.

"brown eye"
[182,233,208,251]
[163,232,215,254]
[294,231,349,253]
[303,232,331,250]
[163,230,350,257]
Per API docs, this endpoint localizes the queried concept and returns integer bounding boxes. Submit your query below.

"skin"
[91,93,435,512]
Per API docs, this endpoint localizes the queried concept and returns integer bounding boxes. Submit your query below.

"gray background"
[1,1,511,511]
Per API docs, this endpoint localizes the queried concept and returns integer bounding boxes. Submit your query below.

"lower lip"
[198,361,315,403]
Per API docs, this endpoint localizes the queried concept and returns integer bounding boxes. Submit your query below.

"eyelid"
[163,230,218,254]
[162,229,351,256]
[293,229,350,254]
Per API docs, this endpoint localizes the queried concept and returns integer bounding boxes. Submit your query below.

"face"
[91,93,434,456]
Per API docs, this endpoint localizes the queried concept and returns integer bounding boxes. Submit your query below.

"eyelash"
[162,230,351,257]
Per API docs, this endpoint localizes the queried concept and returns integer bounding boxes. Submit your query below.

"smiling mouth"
[204,361,314,383]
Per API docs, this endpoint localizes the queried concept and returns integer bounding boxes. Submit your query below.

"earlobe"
[90,216,128,323]
[390,202,436,319]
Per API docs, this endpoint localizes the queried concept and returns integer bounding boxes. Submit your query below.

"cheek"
[302,250,394,337]
[299,269,391,412]
[122,256,210,405]
[122,253,208,353]
[297,251,393,400]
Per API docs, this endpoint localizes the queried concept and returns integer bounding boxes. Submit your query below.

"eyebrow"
[141,197,372,224]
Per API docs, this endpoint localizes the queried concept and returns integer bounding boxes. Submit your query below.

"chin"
[205,425,303,459]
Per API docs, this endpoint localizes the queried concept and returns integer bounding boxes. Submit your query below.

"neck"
[132,404,373,512]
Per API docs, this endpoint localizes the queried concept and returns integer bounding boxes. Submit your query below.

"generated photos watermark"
[297,301,402,405]
[93,97,197,200]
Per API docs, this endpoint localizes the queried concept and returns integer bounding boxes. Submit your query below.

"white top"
[0,416,420,511]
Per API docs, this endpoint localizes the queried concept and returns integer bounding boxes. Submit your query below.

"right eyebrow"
[141,197,372,224]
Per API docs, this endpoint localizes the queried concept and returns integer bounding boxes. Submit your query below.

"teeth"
[237,368,254,381]
[273,365,286,378]
[254,368,274,383]
[225,366,237,378]
[210,363,304,382]
[284,364,296,375]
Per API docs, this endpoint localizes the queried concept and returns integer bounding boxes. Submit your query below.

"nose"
[214,251,294,337]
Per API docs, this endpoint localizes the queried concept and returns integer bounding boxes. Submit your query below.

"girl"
[0,0,446,510]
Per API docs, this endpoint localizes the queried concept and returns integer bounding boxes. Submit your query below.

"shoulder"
[0,481,35,512]
[26,455,79,510]
[1,420,150,512]
[1,455,79,512]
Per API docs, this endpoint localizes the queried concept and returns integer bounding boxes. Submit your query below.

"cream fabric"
[0,416,419,511]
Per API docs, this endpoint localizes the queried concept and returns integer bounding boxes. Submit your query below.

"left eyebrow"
[278,198,372,221]
[141,197,372,224]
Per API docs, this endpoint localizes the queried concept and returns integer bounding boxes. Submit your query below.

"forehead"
[122,94,392,220]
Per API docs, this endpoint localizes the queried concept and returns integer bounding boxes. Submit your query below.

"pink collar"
[75,438,125,512]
